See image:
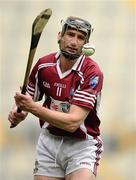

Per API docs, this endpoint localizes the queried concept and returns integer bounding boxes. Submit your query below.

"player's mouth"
[67,47,78,54]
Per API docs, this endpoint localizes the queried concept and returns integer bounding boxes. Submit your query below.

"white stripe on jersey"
[38,63,56,70]
[27,90,34,96]
[73,97,95,107]
[76,71,84,85]
[77,55,85,72]
[26,85,35,96]
[74,93,96,103]
[73,90,96,107]
[34,72,41,101]
[55,50,61,59]
[27,85,35,92]
[76,90,96,99]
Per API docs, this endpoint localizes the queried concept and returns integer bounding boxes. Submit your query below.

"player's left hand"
[14,92,35,112]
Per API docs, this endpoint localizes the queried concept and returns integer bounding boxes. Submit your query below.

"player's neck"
[59,56,77,73]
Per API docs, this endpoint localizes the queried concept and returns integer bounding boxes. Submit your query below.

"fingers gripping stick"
[10,8,52,128]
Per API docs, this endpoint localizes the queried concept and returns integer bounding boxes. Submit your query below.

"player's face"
[60,28,86,55]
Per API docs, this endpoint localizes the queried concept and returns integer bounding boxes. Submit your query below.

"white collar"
[56,51,84,79]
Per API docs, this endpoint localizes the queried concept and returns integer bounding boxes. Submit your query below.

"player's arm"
[32,103,89,132]
[14,92,90,132]
[8,58,44,127]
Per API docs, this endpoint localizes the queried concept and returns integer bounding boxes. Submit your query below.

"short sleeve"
[71,65,103,110]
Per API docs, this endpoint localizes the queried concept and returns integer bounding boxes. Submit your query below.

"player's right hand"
[8,105,28,128]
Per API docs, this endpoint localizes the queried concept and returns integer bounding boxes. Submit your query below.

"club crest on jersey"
[89,76,99,88]
[60,103,70,113]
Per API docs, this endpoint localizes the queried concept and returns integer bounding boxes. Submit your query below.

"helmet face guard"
[61,16,93,42]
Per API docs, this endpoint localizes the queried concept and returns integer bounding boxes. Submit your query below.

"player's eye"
[78,34,86,41]
[67,31,75,37]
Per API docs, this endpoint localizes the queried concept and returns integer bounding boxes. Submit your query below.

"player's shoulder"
[38,52,58,64]
[83,56,103,75]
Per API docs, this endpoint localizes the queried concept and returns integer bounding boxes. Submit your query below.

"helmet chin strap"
[58,39,81,60]
[61,49,81,60]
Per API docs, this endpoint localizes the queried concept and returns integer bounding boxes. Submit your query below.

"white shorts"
[33,128,103,178]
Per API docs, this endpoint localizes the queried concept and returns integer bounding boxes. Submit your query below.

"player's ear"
[57,32,62,44]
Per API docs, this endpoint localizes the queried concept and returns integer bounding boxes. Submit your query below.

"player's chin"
[68,50,81,56]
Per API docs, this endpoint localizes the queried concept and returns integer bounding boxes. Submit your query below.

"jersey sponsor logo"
[43,81,50,88]
[54,82,66,96]
[89,76,99,88]
[54,82,66,88]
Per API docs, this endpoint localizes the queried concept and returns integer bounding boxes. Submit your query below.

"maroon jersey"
[27,51,103,139]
